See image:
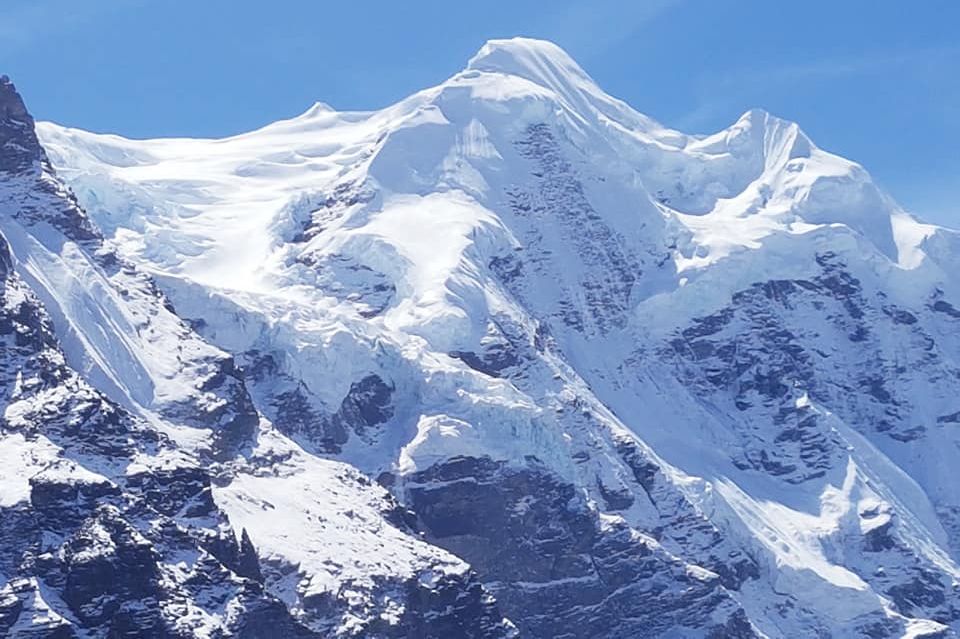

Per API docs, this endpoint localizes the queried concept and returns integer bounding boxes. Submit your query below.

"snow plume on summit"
[0,38,958,637]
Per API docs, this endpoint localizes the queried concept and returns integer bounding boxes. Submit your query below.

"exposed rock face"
[656,254,960,629]
[0,232,312,637]
[405,456,759,639]
[1,76,99,241]
[1,76,49,176]
[504,123,649,337]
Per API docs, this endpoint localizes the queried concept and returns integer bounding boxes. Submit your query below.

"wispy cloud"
[541,0,685,60]
[0,0,144,56]
[673,44,960,131]
[709,44,960,88]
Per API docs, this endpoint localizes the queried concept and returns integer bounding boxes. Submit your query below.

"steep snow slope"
[19,37,960,637]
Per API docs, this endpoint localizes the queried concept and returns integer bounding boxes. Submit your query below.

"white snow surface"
[28,37,960,637]
[0,433,60,507]
[212,425,469,634]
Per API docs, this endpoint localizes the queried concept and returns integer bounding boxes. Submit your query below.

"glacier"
[0,37,958,637]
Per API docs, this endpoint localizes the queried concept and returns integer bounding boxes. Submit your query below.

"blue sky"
[3,0,958,225]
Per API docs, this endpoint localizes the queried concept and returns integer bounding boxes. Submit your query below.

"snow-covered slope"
[0,74,513,638]
[3,36,959,637]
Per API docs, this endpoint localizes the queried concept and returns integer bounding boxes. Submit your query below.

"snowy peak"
[10,38,960,638]
[454,39,893,265]
[459,37,672,141]
[466,37,597,94]
[723,108,813,166]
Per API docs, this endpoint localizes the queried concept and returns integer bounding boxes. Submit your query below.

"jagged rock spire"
[0,75,49,175]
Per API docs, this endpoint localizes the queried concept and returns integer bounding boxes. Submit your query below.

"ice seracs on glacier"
[2,38,960,637]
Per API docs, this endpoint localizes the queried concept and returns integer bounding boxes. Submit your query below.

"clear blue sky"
[3,0,958,225]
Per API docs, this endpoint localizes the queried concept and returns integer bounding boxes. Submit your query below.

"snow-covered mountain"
[3,37,960,637]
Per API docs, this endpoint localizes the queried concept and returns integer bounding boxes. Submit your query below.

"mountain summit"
[3,38,960,637]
